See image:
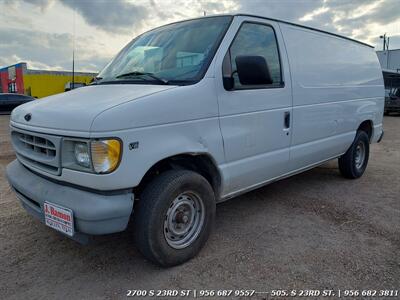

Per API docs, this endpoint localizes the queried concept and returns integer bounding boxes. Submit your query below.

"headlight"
[62,138,122,174]
[74,142,91,168]
[91,139,121,174]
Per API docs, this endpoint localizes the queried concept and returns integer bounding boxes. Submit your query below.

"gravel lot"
[0,115,399,299]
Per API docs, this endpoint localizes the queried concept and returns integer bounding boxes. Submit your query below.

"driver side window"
[226,22,282,89]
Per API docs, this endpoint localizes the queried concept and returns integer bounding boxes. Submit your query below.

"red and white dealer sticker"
[43,202,74,236]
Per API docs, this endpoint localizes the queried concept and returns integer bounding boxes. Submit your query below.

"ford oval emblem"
[24,113,32,121]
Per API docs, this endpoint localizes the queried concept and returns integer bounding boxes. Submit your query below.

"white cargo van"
[6,14,384,266]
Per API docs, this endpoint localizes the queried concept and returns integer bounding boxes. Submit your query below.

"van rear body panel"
[279,22,384,172]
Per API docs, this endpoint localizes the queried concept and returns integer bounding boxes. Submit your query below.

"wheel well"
[358,120,373,140]
[134,154,222,200]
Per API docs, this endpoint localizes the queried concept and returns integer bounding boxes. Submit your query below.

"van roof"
[169,13,373,49]
[234,14,373,48]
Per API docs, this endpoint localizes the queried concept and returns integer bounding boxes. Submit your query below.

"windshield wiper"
[90,76,103,85]
[115,71,169,84]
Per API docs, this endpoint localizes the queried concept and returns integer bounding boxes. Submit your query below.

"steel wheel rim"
[355,142,366,169]
[163,191,205,249]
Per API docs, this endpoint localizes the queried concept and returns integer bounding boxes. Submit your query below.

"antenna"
[72,3,76,90]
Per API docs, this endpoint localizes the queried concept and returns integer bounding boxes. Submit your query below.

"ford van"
[6,14,384,266]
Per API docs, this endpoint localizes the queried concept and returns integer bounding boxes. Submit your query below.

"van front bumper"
[6,160,134,241]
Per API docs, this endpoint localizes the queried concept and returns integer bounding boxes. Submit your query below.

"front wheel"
[338,130,370,179]
[134,170,215,267]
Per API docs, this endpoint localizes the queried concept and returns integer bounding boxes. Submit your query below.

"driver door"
[216,18,293,196]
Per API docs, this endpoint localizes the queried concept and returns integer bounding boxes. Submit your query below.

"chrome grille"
[11,128,62,175]
[17,133,56,158]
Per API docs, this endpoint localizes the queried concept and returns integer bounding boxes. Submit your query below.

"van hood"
[11,84,176,132]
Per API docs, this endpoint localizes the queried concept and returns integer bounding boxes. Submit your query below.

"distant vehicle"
[6,14,384,267]
[383,70,400,115]
[64,82,86,91]
[0,93,34,112]
[384,87,400,114]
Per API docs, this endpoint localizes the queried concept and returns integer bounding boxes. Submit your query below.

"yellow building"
[0,62,97,99]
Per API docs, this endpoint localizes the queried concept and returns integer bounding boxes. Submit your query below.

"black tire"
[338,130,370,179]
[134,170,215,267]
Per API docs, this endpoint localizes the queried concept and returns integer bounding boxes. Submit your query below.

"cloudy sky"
[1,0,399,72]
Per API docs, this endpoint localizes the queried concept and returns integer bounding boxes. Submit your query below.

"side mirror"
[235,56,273,85]
[222,51,234,90]
[223,77,234,91]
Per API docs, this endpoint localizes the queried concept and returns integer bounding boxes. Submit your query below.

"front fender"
[65,117,227,191]
[123,119,225,188]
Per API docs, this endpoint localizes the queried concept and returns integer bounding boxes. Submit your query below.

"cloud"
[4,0,54,12]
[1,0,400,73]
[59,0,148,34]
[137,0,238,31]
[22,0,54,12]
[0,54,59,71]
[235,0,325,22]
[232,0,399,48]
[299,7,329,22]
[0,28,107,72]
[342,0,400,26]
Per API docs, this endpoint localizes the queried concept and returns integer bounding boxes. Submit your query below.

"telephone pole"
[380,33,388,51]
[72,5,76,90]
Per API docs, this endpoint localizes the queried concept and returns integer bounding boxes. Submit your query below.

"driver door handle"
[284,111,290,129]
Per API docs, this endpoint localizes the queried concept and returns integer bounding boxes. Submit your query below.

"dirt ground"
[0,115,399,299]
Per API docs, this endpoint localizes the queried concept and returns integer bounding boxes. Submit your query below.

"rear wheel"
[134,170,215,267]
[338,130,370,179]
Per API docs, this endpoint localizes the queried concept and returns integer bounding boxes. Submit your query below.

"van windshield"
[97,16,232,85]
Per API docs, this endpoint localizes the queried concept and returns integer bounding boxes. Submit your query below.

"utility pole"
[380,33,387,51]
[72,5,76,90]
[72,48,75,90]
[386,37,390,69]
[379,33,389,51]
[380,33,391,69]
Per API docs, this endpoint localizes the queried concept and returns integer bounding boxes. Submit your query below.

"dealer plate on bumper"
[44,202,74,236]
